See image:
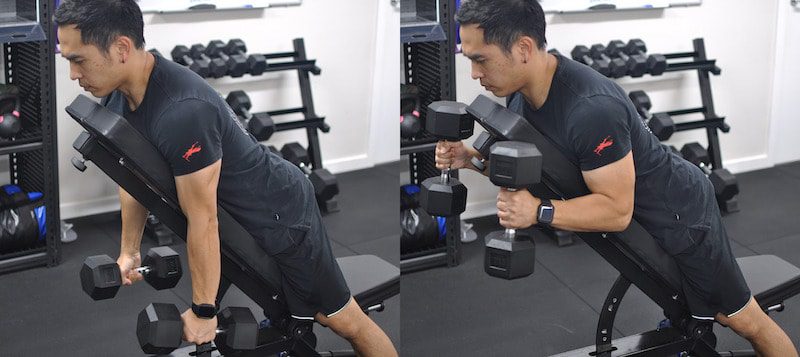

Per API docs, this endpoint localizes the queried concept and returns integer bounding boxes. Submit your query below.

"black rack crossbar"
[664,107,705,116]
[663,51,698,59]
[675,117,729,133]
[261,51,298,60]
[664,59,720,74]
[0,140,42,155]
[400,139,438,155]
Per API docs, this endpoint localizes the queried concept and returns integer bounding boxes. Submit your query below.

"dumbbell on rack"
[484,141,541,280]
[225,91,275,141]
[623,39,667,76]
[606,40,648,78]
[80,247,182,300]
[418,102,473,218]
[190,44,228,78]
[680,142,739,210]
[590,44,627,78]
[570,45,611,77]
[206,40,248,78]
[223,39,268,76]
[280,142,340,206]
[170,45,210,78]
[628,91,675,141]
[137,302,258,355]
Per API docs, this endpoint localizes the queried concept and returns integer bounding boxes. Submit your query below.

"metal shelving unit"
[400,0,461,274]
[0,0,60,274]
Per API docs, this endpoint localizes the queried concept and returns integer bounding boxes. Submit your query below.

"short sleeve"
[566,96,632,171]
[155,99,222,176]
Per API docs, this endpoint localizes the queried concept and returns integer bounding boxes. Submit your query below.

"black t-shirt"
[507,54,715,255]
[104,54,314,255]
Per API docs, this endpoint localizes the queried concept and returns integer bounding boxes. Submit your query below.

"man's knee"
[716,298,765,339]
[316,298,368,340]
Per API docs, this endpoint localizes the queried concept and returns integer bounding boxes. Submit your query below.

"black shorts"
[671,202,751,320]
[271,207,351,320]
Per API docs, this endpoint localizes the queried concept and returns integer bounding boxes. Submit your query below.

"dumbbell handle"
[133,265,153,275]
[503,187,519,240]
[438,167,451,183]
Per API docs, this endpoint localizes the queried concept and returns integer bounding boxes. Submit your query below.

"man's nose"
[69,63,81,81]
[471,63,483,80]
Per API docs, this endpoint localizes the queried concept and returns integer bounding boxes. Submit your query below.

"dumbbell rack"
[0,0,61,274]
[146,38,337,245]
[400,0,462,274]
[644,38,738,212]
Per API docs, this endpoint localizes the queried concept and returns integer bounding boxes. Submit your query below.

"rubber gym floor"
[401,161,800,356]
[0,162,400,356]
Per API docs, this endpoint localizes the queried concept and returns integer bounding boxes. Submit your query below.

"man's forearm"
[550,193,632,232]
[119,188,148,256]
[186,217,221,306]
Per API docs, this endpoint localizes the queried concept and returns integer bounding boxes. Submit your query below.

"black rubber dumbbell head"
[309,168,339,202]
[208,40,248,77]
[425,101,474,141]
[709,168,739,201]
[281,142,310,167]
[607,40,647,77]
[571,45,610,77]
[190,44,227,78]
[80,254,122,300]
[681,142,711,167]
[485,230,536,279]
[470,131,497,172]
[248,113,275,141]
[590,44,626,78]
[628,90,651,118]
[171,45,210,78]
[226,91,251,118]
[137,303,183,355]
[141,246,182,290]
[488,141,543,188]
[419,177,468,217]
[648,113,675,141]
[215,306,259,355]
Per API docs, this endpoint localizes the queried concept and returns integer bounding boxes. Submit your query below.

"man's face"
[58,25,122,98]
[460,24,526,97]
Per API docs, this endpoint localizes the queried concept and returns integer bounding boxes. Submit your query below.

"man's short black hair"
[455,0,547,53]
[54,0,145,53]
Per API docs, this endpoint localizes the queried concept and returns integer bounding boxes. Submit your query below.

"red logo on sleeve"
[593,136,614,156]
[182,142,202,162]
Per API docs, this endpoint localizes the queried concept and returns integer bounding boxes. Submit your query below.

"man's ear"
[517,36,536,63]
[113,35,134,63]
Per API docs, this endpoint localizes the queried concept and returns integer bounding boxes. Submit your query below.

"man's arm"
[175,159,222,307]
[549,151,635,232]
[119,188,148,256]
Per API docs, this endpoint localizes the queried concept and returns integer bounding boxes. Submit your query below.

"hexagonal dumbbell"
[469,131,498,172]
[80,246,182,300]
[624,39,667,76]
[628,90,652,118]
[680,142,739,201]
[590,44,627,78]
[648,112,675,141]
[281,142,340,202]
[484,141,542,280]
[418,101,474,217]
[224,39,268,76]
[170,45,210,78]
[190,43,228,78]
[136,303,258,355]
[225,90,275,141]
[206,40,248,78]
[571,45,610,77]
[607,40,648,77]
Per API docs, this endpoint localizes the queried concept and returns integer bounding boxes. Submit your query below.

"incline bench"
[66,95,399,357]
[468,94,800,357]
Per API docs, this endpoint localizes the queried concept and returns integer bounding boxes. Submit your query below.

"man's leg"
[716,297,797,357]
[316,297,398,357]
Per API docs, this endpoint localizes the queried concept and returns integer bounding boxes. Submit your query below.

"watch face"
[539,205,555,224]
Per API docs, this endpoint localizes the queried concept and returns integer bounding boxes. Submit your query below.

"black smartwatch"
[537,198,555,227]
[192,303,217,319]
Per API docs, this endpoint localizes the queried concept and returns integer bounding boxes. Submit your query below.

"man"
[54,1,397,356]
[434,0,797,355]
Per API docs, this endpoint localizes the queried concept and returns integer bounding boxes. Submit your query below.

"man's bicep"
[581,151,635,209]
[174,159,221,219]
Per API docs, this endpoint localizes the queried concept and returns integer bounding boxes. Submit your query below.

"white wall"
[768,2,800,164]
[57,0,398,219]
[459,0,782,219]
